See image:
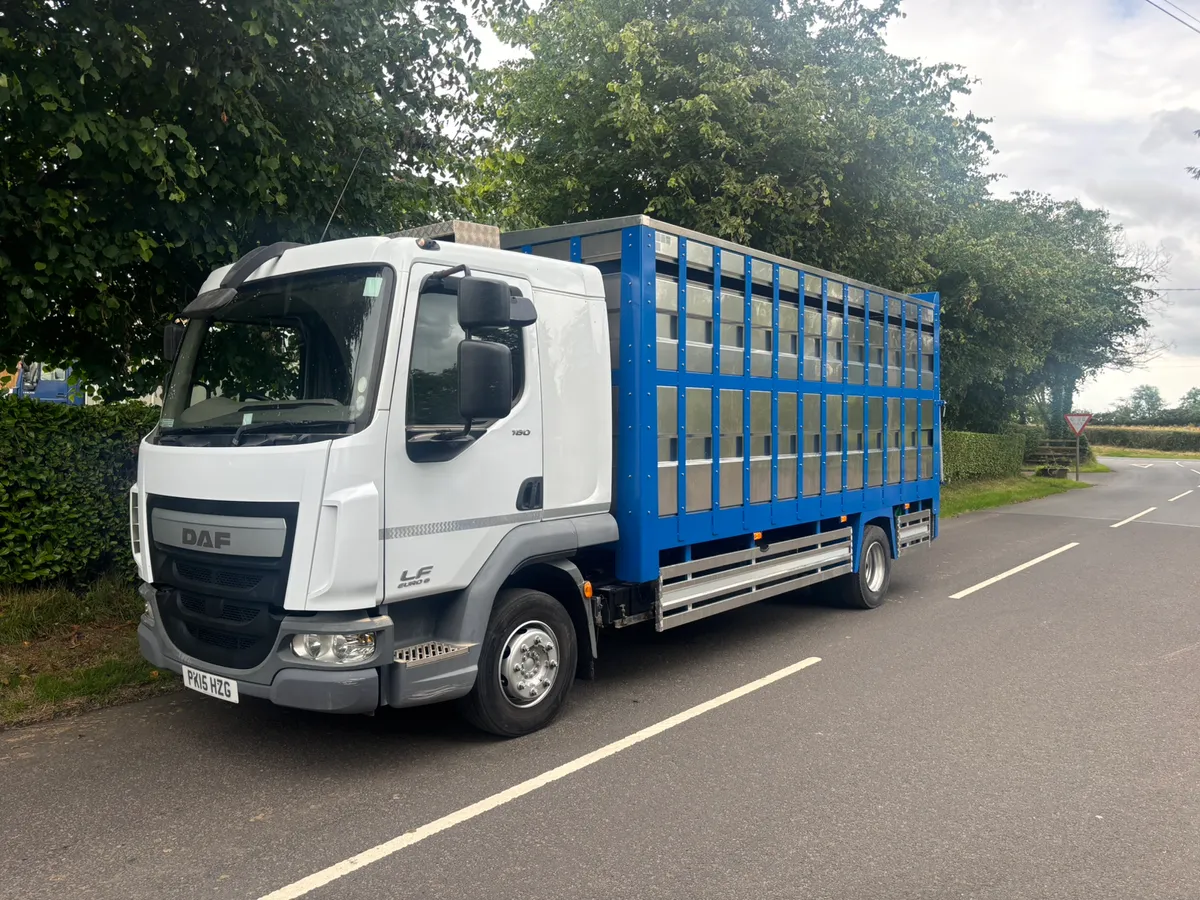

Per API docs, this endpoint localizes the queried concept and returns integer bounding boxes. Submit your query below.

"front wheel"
[840,524,893,610]
[460,588,578,737]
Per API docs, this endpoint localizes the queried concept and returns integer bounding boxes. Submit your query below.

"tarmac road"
[4,456,1199,900]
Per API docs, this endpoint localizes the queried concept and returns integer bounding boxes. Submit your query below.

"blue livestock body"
[503,217,941,586]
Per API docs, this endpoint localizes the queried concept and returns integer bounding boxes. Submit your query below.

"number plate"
[182,665,239,703]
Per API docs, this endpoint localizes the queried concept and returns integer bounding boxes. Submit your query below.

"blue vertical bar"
[797,273,806,504]
[569,237,582,263]
[711,248,723,531]
[770,265,781,514]
[820,277,829,496]
[742,255,753,518]
[899,296,907,483]
[798,273,807,384]
[615,226,658,583]
[841,283,849,497]
[933,295,942,497]
[882,294,890,487]
[676,239,689,527]
[864,289,873,487]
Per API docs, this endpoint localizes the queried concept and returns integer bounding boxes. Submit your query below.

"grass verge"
[1091,445,1200,460]
[0,574,177,728]
[942,476,1091,519]
[1079,459,1113,473]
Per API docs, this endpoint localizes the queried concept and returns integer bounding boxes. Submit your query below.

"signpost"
[1064,413,1093,481]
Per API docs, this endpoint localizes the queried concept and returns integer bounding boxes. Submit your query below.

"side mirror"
[163,323,186,363]
[458,339,512,420]
[458,277,511,330]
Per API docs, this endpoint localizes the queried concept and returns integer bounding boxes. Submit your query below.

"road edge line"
[1111,507,1157,528]
[949,543,1079,600]
[256,656,823,900]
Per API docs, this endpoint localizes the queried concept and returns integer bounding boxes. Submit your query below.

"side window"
[407,290,524,429]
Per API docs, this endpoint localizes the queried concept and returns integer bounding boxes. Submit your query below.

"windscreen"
[156,266,393,445]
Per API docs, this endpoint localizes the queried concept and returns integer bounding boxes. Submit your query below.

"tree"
[469,0,993,288]
[1111,384,1165,422]
[1179,386,1200,417]
[927,193,1157,433]
[1,0,514,397]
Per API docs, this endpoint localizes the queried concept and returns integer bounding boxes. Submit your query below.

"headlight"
[291,632,377,665]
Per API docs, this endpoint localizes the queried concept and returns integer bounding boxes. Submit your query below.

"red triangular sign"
[1064,413,1092,436]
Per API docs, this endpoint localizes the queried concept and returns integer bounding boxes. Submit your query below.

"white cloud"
[886,0,1200,410]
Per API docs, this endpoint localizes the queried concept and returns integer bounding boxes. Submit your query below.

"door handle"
[515,477,543,511]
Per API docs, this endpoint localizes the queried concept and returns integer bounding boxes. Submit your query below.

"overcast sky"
[479,0,1200,410]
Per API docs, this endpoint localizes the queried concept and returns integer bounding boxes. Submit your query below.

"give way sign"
[1064,413,1092,436]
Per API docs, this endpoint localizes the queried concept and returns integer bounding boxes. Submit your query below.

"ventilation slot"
[394,641,472,667]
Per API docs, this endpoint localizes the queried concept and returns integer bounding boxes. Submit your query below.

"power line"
[1160,0,1200,27]
[1141,0,1200,35]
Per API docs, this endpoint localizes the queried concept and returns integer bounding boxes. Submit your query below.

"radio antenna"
[319,145,367,243]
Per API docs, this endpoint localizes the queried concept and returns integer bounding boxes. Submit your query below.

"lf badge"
[398,565,433,589]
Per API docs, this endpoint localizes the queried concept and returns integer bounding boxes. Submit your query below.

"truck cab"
[135,227,614,735]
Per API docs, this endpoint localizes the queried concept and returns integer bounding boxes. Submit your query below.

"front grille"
[188,625,259,652]
[180,593,260,623]
[175,561,263,591]
[158,590,283,670]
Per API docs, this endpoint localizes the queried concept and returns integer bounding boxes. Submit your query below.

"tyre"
[460,588,578,737]
[840,524,892,610]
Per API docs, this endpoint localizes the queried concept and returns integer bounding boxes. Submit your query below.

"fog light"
[143,599,155,626]
[291,632,377,665]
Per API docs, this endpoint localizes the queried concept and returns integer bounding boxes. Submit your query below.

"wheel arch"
[502,559,597,679]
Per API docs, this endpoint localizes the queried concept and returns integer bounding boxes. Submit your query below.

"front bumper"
[138,584,481,713]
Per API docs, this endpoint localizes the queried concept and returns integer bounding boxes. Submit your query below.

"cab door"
[382,262,542,601]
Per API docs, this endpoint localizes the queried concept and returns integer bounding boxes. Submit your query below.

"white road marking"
[1191,469,1200,476]
[1169,490,1194,503]
[949,543,1079,600]
[1176,461,1186,468]
[1161,642,1200,661]
[1111,507,1157,528]
[256,656,823,900]
[1132,463,1154,469]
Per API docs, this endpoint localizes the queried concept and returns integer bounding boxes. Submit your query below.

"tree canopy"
[1,0,510,396]
[469,0,993,289]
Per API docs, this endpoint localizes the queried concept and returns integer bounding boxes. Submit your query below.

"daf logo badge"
[182,527,232,550]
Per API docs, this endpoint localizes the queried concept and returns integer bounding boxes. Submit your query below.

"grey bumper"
[138,584,480,713]
[138,615,380,714]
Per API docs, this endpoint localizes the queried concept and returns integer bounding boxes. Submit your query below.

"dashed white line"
[1168,490,1193,503]
[256,656,823,900]
[1191,469,1200,476]
[1111,507,1157,528]
[949,543,1079,600]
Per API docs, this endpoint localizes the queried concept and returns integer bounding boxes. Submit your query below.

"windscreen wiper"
[231,420,352,446]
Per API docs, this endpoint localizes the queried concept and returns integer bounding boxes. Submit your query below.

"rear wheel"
[840,524,892,610]
[460,588,578,737]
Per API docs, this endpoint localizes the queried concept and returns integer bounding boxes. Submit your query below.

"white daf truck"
[134,218,940,736]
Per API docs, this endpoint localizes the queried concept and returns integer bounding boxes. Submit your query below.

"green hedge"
[0,398,160,585]
[1002,423,1047,460]
[1087,425,1200,453]
[943,431,1025,482]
